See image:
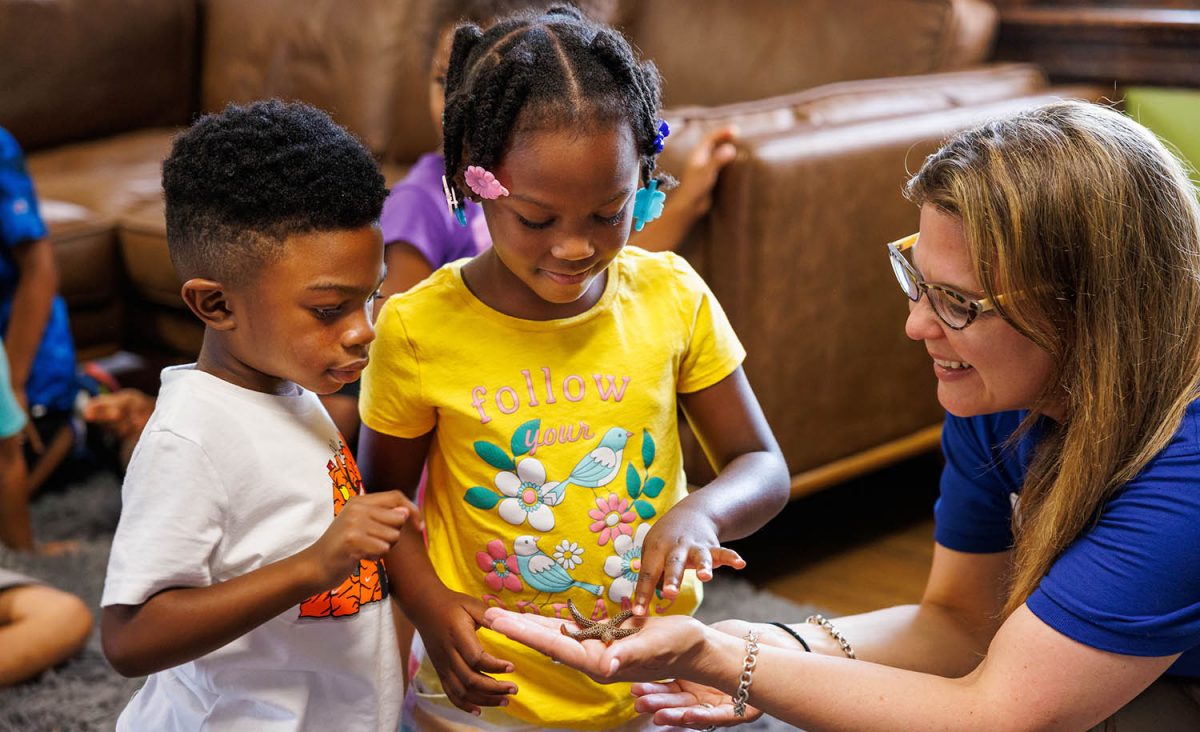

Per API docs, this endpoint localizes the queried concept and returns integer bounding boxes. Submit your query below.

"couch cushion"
[0,0,195,152]
[118,200,179,309]
[619,0,997,107]
[41,200,118,308]
[42,200,123,359]
[25,129,177,219]
[202,0,424,160]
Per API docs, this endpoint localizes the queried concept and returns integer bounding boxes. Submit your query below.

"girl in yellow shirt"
[358,6,790,729]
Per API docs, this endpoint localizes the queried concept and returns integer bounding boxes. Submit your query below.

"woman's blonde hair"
[906,101,1200,615]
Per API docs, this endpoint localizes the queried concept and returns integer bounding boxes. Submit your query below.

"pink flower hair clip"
[464,165,510,200]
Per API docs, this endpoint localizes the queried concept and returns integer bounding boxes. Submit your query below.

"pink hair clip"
[465,165,510,200]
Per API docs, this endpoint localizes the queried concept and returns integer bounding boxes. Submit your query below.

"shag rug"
[0,471,814,731]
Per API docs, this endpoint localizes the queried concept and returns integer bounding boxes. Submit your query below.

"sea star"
[560,599,641,643]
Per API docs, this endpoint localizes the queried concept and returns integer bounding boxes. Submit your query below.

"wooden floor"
[730,450,943,617]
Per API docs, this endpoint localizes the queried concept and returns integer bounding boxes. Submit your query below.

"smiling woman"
[487,100,1200,731]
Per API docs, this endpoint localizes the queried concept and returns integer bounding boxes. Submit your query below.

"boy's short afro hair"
[163,99,388,284]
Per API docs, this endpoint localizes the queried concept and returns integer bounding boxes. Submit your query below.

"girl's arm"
[101,490,414,677]
[631,366,789,612]
[358,426,517,715]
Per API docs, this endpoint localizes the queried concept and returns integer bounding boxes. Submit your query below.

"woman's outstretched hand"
[632,679,764,729]
[484,608,705,682]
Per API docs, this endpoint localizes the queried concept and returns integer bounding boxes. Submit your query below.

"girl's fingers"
[659,548,691,599]
[687,546,714,582]
[632,550,666,615]
[710,546,745,570]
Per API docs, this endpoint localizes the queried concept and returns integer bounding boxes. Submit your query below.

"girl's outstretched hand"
[483,608,705,684]
[631,503,745,615]
[408,589,517,715]
[632,680,764,729]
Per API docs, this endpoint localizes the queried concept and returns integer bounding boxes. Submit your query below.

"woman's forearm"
[692,630,996,732]
[803,603,994,677]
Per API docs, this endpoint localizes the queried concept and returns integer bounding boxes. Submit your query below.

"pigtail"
[443,23,486,195]
[587,29,664,186]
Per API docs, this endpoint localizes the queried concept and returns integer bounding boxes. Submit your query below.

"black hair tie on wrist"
[767,621,811,652]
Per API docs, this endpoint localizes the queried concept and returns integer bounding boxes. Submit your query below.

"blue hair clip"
[632,179,666,231]
[652,119,671,154]
[441,174,468,228]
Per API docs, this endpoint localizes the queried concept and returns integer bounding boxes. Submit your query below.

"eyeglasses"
[887,233,1001,330]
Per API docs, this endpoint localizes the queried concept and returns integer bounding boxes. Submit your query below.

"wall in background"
[1124,87,1200,174]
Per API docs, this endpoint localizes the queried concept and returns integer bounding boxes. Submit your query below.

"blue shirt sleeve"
[1027,407,1200,664]
[934,411,1026,553]
[0,128,47,247]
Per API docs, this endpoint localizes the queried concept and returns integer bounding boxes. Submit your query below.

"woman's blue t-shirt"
[936,404,1200,677]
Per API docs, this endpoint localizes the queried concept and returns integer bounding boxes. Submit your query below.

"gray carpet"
[0,471,810,731]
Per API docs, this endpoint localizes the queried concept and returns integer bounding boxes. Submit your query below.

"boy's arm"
[631,366,790,613]
[358,426,517,714]
[102,489,414,677]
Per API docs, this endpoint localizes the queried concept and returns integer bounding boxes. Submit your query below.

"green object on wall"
[1124,87,1200,176]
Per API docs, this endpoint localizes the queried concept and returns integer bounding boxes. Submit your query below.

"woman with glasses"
[482,101,1200,730]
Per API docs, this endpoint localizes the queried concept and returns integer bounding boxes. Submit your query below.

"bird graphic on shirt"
[541,427,633,505]
[513,535,603,600]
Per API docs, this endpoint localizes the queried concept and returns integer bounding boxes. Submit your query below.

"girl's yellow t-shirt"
[360,247,745,729]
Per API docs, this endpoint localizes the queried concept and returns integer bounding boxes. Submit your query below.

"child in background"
[357,6,789,730]
[0,127,81,500]
[100,100,417,731]
[0,567,92,686]
[321,0,738,445]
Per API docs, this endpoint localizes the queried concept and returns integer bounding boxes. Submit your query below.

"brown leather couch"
[0,0,1100,496]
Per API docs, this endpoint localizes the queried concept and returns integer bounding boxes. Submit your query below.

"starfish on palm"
[560,599,641,644]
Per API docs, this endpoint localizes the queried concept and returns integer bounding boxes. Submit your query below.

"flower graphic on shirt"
[603,522,652,604]
[493,457,561,532]
[475,539,523,593]
[553,539,584,570]
[463,420,562,532]
[588,493,636,546]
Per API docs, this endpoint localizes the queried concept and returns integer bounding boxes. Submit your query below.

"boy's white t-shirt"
[102,365,402,732]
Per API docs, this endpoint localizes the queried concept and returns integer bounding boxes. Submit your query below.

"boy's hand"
[631,503,745,615]
[408,588,517,715]
[303,490,416,590]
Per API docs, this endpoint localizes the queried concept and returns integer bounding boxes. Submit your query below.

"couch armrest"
[656,63,1050,179]
[688,92,1103,491]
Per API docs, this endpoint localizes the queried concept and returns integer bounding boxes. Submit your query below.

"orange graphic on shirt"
[298,440,389,618]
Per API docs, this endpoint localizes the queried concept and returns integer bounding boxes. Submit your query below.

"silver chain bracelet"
[731,629,760,717]
[806,614,856,659]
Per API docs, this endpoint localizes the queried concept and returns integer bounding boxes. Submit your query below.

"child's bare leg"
[26,422,74,494]
[0,434,33,551]
[0,583,93,686]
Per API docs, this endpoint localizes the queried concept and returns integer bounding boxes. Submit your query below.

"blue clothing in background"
[0,127,77,414]
[937,405,1200,676]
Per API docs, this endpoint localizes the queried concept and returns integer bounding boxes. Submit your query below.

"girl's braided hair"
[442,4,665,202]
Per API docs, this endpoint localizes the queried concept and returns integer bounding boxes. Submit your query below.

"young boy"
[100,100,416,731]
